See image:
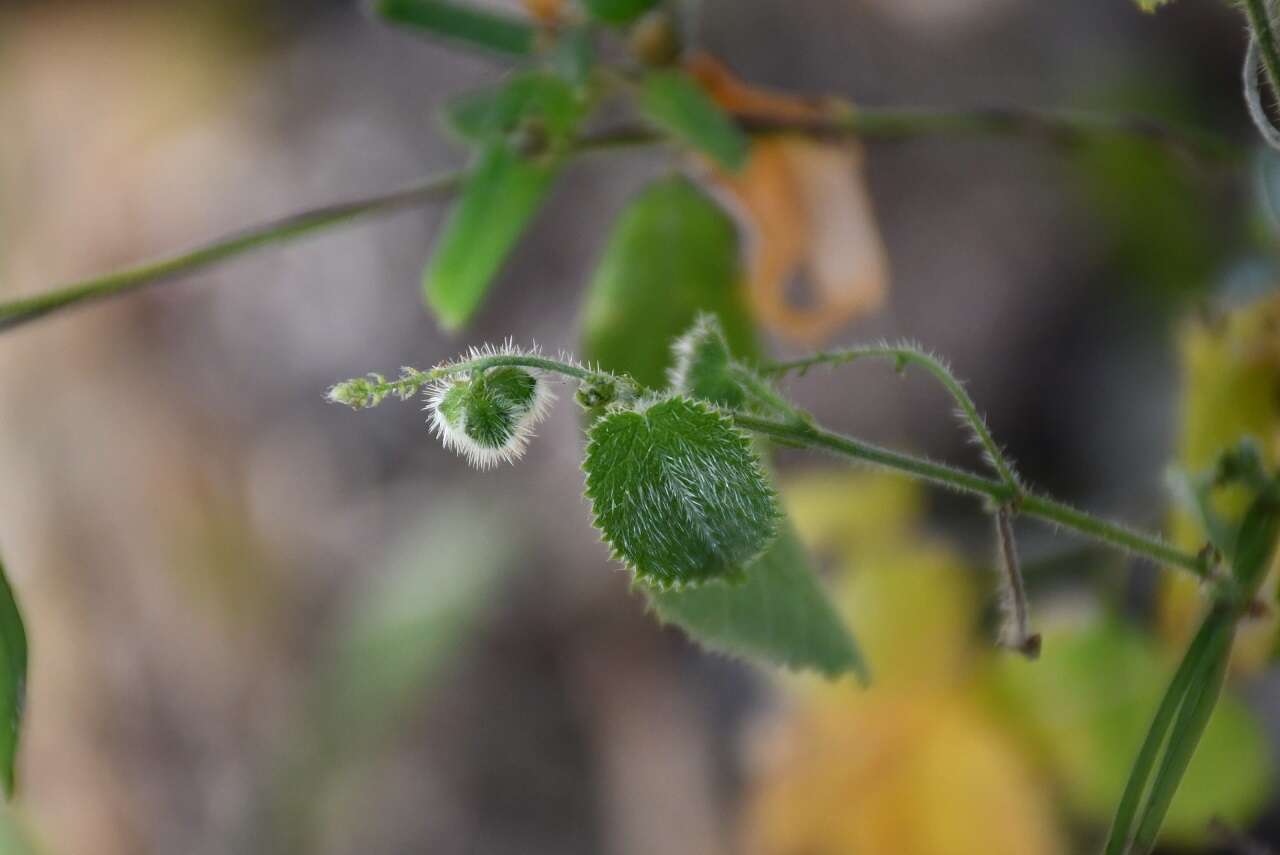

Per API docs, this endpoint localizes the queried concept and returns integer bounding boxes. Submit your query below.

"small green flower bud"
[427,367,553,469]
[326,374,388,410]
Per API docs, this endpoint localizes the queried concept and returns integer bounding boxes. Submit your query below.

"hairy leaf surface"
[584,396,779,587]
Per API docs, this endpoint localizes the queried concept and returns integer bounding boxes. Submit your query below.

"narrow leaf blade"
[374,0,535,56]
[1103,613,1221,855]
[0,556,27,800]
[646,523,867,680]
[424,143,558,329]
[1131,614,1235,853]
[640,70,749,171]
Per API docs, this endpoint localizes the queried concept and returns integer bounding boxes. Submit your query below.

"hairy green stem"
[732,414,1209,578]
[763,345,1021,494]
[1245,0,1280,115]
[0,106,1238,337]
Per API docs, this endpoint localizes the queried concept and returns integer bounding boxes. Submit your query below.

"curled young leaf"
[584,396,780,587]
[668,314,746,408]
[427,366,553,468]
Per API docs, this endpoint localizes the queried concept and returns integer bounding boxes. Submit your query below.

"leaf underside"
[646,523,867,680]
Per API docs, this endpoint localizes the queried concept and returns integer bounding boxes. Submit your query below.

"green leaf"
[1102,613,1228,855]
[581,176,756,388]
[668,314,747,408]
[1131,616,1234,853]
[1229,484,1280,596]
[993,616,1268,848]
[0,556,26,800]
[442,72,581,146]
[579,0,657,24]
[1133,0,1174,10]
[639,70,749,171]
[646,523,867,679]
[373,0,535,56]
[584,396,780,587]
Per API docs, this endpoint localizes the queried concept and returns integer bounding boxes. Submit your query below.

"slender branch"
[735,106,1243,165]
[326,352,633,410]
[762,344,1021,494]
[0,171,464,334]
[732,413,1210,579]
[0,106,1238,337]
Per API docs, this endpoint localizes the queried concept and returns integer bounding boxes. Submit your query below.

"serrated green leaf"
[0,556,26,800]
[639,70,749,171]
[442,72,581,146]
[373,0,535,56]
[581,177,756,387]
[579,0,657,24]
[646,523,866,679]
[584,396,780,587]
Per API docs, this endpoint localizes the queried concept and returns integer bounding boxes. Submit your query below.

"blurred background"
[2,0,1279,852]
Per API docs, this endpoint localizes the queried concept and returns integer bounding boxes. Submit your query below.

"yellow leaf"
[746,690,1064,855]
[1161,294,1280,673]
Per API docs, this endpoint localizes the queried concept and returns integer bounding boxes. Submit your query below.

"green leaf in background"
[442,72,581,146]
[0,557,26,800]
[1133,0,1174,10]
[325,501,515,740]
[639,70,749,171]
[584,396,780,588]
[579,0,658,24]
[990,617,1268,850]
[647,524,867,680]
[581,176,756,388]
[424,143,558,329]
[1102,488,1280,854]
[373,0,535,56]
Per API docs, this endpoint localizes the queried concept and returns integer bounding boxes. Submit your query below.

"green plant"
[3,1,1280,852]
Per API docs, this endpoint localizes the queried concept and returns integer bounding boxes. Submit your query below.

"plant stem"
[1245,0,1280,114]
[733,413,1210,579]
[0,107,1238,337]
[735,106,1242,165]
[0,172,464,334]
[763,344,1021,494]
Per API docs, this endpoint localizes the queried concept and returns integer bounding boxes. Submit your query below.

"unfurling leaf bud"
[427,366,553,469]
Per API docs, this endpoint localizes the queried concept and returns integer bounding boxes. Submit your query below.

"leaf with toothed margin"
[645,523,868,680]
[584,396,780,587]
